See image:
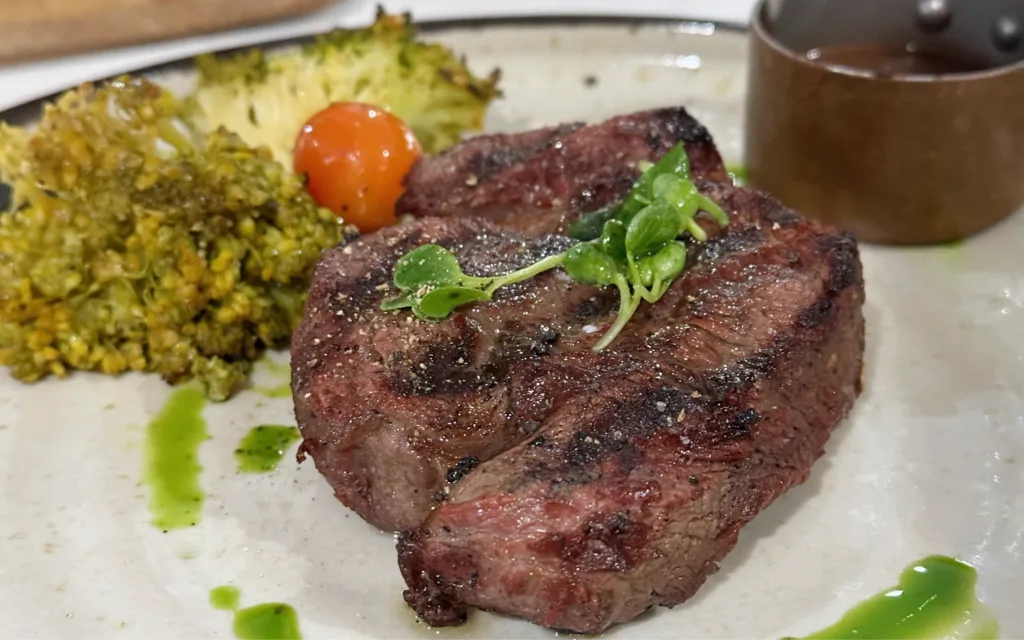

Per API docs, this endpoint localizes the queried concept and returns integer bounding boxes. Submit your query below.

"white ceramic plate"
[1,19,1022,640]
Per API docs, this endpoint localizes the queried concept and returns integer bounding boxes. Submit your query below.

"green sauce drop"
[235,426,301,473]
[210,586,302,640]
[234,603,303,640]
[792,555,999,640]
[142,387,208,531]
[210,585,241,611]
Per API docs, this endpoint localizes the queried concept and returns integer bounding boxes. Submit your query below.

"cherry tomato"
[293,102,421,233]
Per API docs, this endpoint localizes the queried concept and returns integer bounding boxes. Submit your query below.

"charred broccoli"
[0,77,350,400]
[188,9,501,169]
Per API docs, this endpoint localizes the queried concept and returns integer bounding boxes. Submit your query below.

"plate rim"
[0,14,747,124]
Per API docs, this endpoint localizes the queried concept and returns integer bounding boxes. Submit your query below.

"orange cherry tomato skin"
[293,102,421,233]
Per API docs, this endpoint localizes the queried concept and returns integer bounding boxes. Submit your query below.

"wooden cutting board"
[0,0,335,64]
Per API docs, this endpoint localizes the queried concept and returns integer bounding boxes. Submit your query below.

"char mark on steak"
[290,216,585,531]
[291,107,865,633]
[292,190,864,630]
[395,107,729,238]
[393,189,864,634]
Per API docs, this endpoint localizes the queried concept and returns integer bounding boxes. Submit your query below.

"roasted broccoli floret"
[188,9,501,170]
[0,76,349,400]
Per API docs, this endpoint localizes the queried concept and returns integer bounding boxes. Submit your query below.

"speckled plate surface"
[1,19,1023,640]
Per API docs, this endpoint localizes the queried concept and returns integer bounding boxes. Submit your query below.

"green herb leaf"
[416,286,491,318]
[658,176,699,212]
[651,143,690,181]
[568,203,619,241]
[649,241,687,284]
[393,244,464,290]
[651,173,683,200]
[676,190,701,223]
[686,217,708,242]
[380,290,417,311]
[635,256,655,288]
[384,143,728,353]
[482,252,566,295]
[563,242,623,287]
[619,144,690,221]
[592,274,642,352]
[697,195,730,227]
[625,202,682,258]
[599,219,628,262]
[411,305,431,321]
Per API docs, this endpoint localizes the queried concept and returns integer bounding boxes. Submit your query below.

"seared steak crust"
[291,107,865,633]
[394,107,729,237]
[292,217,586,531]
[392,184,863,633]
[292,188,863,631]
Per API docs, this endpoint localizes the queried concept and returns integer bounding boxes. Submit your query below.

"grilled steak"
[292,217,583,531]
[395,107,730,237]
[291,107,865,633]
[395,186,863,633]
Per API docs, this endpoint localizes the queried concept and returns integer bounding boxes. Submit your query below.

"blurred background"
[0,0,758,111]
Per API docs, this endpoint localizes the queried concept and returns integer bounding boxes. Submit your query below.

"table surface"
[0,0,757,113]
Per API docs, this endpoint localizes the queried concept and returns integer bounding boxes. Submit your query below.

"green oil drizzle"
[210,586,302,640]
[791,555,999,640]
[142,387,208,531]
[234,603,303,640]
[727,164,748,187]
[210,585,241,611]
[235,426,301,473]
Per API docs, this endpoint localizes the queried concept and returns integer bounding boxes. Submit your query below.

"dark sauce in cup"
[807,43,989,77]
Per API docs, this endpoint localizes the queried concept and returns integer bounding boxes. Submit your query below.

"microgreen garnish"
[381,243,565,320]
[381,143,730,350]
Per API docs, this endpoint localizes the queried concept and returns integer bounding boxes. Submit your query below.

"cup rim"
[751,0,1024,84]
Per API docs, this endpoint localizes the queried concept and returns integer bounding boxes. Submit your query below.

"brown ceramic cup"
[744,0,1024,245]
